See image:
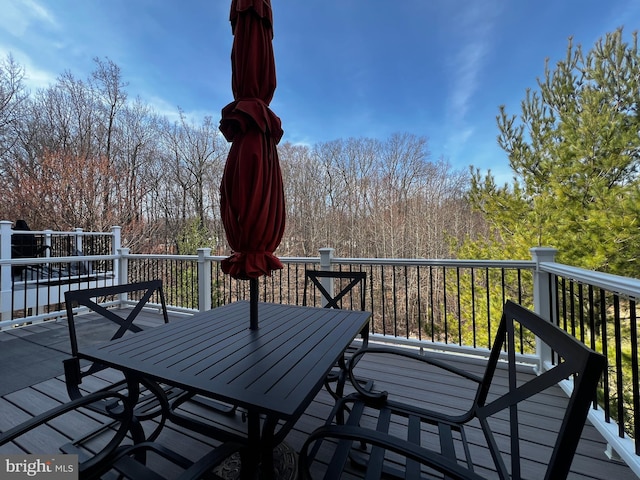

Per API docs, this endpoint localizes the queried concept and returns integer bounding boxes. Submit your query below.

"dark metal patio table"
[76,300,371,479]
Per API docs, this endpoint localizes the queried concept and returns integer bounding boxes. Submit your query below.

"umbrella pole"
[250,277,259,330]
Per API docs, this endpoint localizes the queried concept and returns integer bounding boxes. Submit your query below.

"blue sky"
[1,0,639,183]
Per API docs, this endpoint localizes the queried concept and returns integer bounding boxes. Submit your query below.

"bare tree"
[0,54,27,158]
[278,142,325,256]
[91,57,127,163]
[109,99,168,251]
[4,149,116,230]
[0,54,485,264]
[159,110,227,252]
[373,133,431,257]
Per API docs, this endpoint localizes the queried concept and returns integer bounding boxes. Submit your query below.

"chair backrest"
[303,269,367,311]
[476,300,606,480]
[64,280,169,385]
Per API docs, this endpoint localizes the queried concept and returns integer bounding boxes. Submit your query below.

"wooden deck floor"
[0,309,635,479]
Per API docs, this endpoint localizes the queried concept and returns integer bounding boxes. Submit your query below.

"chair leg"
[328,354,374,401]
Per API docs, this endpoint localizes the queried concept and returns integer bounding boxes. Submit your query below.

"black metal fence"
[123,253,639,460]
[126,255,535,350]
[550,273,640,456]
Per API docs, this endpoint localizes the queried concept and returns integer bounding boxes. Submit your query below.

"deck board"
[0,309,635,479]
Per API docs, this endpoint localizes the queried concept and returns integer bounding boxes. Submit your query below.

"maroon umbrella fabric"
[219,0,285,284]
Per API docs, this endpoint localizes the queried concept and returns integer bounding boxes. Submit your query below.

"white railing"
[0,221,120,327]
[537,255,640,476]
[1,224,638,476]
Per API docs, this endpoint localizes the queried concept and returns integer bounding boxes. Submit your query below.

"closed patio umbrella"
[219,0,285,330]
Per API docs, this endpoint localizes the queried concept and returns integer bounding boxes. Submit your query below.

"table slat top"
[79,301,371,419]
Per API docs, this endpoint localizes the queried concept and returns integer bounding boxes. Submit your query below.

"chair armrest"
[0,390,135,479]
[63,357,129,412]
[348,346,483,400]
[63,357,83,400]
[300,424,487,480]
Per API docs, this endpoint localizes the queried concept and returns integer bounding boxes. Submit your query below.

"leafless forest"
[0,56,486,259]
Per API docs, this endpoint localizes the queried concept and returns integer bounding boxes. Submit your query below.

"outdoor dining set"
[0,274,605,480]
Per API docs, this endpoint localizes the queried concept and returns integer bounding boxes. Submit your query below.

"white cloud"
[0,44,57,91]
[141,94,219,125]
[447,4,501,125]
[443,2,504,163]
[450,42,489,121]
[0,0,61,91]
[0,0,58,37]
[21,63,56,91]
[23,0,58,27]
[141,95,180,121]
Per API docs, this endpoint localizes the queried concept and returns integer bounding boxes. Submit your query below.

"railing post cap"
[319,248,334,269]
[530,247,558,264]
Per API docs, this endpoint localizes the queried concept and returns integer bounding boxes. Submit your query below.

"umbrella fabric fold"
[219,0,285,282]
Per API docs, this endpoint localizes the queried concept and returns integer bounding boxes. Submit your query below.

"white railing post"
[0,220,13,322]
[111,226,122,281]
[116,247,130,308]
[530,247,558,372]
[44,229,52,256]
[117,247,129,288]
[198,248,212,312]
[72,227,84,276]
[74,227,83,254]
[319,247,334,307]
[111,226,121,253]
[43,229,53,280]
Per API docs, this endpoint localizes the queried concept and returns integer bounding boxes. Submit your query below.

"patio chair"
[0,389,246,480]
[303,269,371,399]
[63,280,236,442]
[299,300,607,480]
[0,390,140,480]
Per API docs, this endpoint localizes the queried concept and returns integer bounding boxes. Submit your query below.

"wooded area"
[2,27,640,276]
[0,55,482,259]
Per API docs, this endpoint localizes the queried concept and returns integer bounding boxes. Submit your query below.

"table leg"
[241,412,283,479]
[260,416,279,480]
[123,375,145,444]
[125,373,170,442]
[241,409,261,480]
